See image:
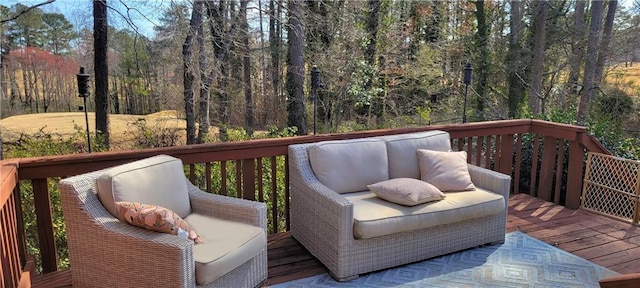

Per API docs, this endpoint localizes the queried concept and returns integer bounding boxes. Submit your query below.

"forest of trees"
[1,0,639,148]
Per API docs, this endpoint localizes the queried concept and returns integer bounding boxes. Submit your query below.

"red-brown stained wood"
[553,140,566,204]
[566,140,585,209]
[243,158,256,200]
[513,134,523,195]
[538,136,558,202]
[270,156,279,234]
[530,135,540,196]
[32,178,58,273]
[475,136,483,167]
[500,134,515,177]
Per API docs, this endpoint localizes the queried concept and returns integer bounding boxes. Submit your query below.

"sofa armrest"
[468,164,511,200]
[187,181,267,230]
[288,144,354,243]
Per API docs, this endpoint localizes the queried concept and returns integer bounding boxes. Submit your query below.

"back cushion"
[309,139,389,193]
[96,155,192,219]
[384,131,452,179]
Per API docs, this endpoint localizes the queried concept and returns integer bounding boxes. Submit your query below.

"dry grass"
[0,110,205,149]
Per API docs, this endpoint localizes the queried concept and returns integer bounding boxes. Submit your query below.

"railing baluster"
[32,178,57,273]
[499,134,515,177]
[530,134,541,196]
[257,158,264,202]
[270,156,278,234]
[205,162,212,193]
[538,137,558,201]
[242,159,256,201]
[553,140,566,204]
[485,136,493,170]
[236,160,242,198]
[475,136,483,167]
[513,134,523,195]
[221,161,227,196]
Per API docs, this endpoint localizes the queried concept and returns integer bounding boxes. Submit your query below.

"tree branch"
[0,0,56,24]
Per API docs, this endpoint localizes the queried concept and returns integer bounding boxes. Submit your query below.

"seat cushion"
[382,131,452,179]
[96,155,191,219]
[309,138,388,193]
[345,188,505,239]
[185,213,266,286]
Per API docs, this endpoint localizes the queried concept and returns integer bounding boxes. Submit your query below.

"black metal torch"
[77,67,92,153]
[462,62,473,124]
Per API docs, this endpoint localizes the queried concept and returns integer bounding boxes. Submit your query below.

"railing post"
[242,159,256,200]
[538,136,558,202]
[32,178,58,273]
[565,141,585,209]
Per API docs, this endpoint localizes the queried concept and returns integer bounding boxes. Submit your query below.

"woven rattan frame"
[58,168,267,288]
[288,140,511,281]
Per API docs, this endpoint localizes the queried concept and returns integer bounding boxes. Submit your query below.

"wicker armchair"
[58,155,267,288]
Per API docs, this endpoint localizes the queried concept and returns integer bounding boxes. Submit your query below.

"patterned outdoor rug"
[271,231,619,288]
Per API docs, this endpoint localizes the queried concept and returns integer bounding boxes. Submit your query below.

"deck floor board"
[31,193,640,287]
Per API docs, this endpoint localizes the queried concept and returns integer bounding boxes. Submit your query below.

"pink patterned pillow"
[116,202,204,243]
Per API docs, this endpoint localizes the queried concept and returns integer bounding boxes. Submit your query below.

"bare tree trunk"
[365,0,381,123]
[577,0,604,124]
[562,0,586,110]
[94,0,110,149]
[258,0,268,126]
[595,0,617,84]
[507,0,524,118]
[269,0,282,123]
[286,0,307,135]
[196,0,211,144]
[529,0,547,117]
[474,0,489,118]
[240,0,254,135]
[183,1,201,145]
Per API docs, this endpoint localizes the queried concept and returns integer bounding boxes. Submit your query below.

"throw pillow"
[367,178,445,206]
[417,149,476,192]
[116,202,204,243]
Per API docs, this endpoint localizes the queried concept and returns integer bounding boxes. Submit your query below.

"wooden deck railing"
[0,119,610,287]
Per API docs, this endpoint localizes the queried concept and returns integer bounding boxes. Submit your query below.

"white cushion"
[383,131,452,179]
[96,155,191,219]
[346,188,504,239]
[367,178,444,206]
[417,149,475,192]
[309,138,389,193]
[185,214,266,286]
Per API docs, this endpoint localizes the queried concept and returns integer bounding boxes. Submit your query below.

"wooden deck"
[32,193,640,287]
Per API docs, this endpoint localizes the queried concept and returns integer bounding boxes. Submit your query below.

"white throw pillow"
[367,178,445,206]
[417,149,475,192]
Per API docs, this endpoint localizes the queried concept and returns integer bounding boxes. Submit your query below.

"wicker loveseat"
[288,130,511,281]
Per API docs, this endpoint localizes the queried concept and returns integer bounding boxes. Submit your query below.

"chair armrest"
[187,181,267,230]
[468,164,511,199]
[599,273,640,288]
[58,177,196,287]
[288,144,354,243]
